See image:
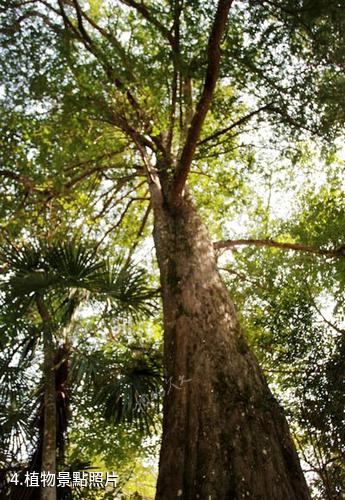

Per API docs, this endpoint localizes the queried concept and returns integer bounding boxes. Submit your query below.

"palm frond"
[45,241,106,284]
[0,361,38,463]
[71,344,162,433]
[1,240,157,322]
[0,244,42,274]
[98,363,162,432]
[4,271,61,297]
[94,256,158,320]
[54,290,86,328]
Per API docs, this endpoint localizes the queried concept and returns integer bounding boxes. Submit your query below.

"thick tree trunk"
[36,296,57,500]
[152,196,311,500]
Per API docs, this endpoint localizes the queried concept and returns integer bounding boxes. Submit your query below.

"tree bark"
[152,195,311,500]
[36,296,57,500]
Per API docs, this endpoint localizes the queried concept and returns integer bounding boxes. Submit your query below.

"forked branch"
[170,0,234,202]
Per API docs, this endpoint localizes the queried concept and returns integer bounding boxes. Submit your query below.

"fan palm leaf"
[71,345,162,433]
[1,240,157,319]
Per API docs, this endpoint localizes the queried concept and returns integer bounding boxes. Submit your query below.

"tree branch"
[59,1,147,136]
[95,196,149,250]
[6,1,166,160]
[306,284,345,335]
[79,8,135,80]
[124,202,152,266]
[0,170,36,191]
[170,0,234,202]
[0,9,58,34]
[214,238,345,258]
[119,0,174,45]
[198,103,273,146]
[167,0,182,151]
[63,164,118,191]
[0,163,127,204]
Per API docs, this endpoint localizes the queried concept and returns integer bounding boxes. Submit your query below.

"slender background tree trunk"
[36,296,57,500]
[153,196,311,500]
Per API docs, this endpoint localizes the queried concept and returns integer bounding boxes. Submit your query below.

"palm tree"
[0,240,159,500]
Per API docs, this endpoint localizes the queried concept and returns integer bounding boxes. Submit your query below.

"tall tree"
[1,1,345,498]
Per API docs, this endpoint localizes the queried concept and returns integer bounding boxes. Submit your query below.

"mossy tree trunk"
[152,195,311,500]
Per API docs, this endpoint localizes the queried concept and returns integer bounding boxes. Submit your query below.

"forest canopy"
[0,1,345,499]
